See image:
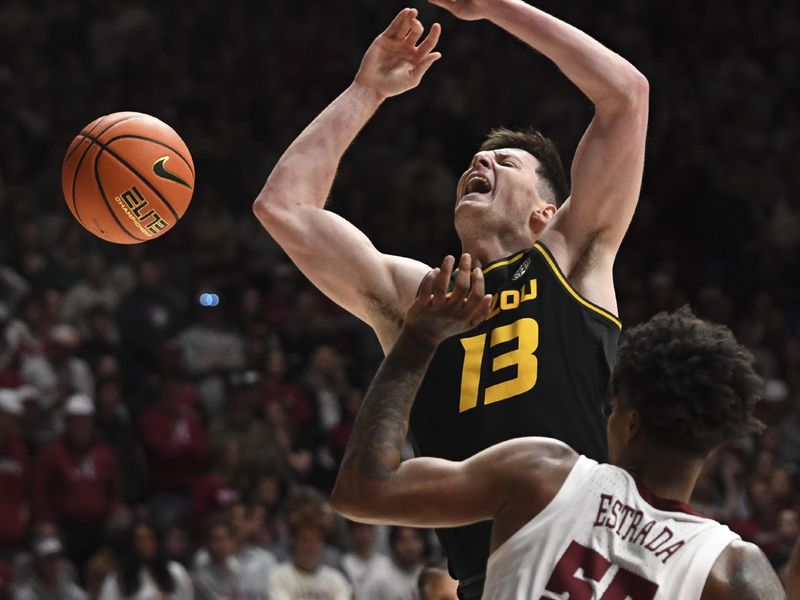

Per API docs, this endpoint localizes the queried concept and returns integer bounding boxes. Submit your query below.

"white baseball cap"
[0,389,22,416]
[64,394,95,416]
[33,537,63,558]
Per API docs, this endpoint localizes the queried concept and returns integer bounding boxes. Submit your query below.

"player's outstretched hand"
[427,0,489,22]
[355,8,442,99]
[405,254,492,347]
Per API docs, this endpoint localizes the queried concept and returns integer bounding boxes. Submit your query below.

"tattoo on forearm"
[342,332,435,480]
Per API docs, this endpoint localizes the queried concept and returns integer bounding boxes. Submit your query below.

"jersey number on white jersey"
[541,541,659,600]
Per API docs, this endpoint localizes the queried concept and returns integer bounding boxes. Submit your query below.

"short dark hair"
[612,306,764,456]
[480,127,569,206]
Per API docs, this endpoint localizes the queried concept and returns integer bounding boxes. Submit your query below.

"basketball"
[61,112,195,244]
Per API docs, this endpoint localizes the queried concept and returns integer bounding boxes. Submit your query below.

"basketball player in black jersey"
[253,2,648,596]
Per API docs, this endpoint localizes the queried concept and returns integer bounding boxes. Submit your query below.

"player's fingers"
[468,295,493,328]
[404,18,425,46]
[416,269,436,301]
[462,267,485,312]
[432,255,454,300]
[385,8,416,39]
[450,254,472,303]
[470,266,485,298]
[410,52,442,79]
[415,22,441,56]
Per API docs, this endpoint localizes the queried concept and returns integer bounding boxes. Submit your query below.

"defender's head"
[455,127,568,244]
[607,307,764,463]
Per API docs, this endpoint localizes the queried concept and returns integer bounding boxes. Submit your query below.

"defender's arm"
[253,9,440,347]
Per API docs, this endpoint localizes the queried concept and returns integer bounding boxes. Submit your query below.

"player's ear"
[529,203,557,235]
[624,409,642,444]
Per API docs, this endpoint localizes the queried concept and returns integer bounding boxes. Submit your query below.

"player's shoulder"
[471,437,579,506]
[700,540,785,600]
[476,437,578,470]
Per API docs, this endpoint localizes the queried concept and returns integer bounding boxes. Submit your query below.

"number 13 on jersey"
[459,317,539,413]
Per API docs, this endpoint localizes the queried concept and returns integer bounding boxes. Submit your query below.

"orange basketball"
[62,112,195,244]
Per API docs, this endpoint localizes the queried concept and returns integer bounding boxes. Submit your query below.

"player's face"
[454,148,553,241]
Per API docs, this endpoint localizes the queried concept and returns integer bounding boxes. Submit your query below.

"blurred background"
[1,0,799,598]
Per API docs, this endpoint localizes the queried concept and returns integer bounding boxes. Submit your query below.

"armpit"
[364,290,405,330]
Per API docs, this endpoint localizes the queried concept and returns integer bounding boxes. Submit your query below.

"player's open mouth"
[461,174,492,199]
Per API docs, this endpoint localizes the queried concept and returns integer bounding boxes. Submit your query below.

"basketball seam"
[78,131,181,221]
[92,150,147,243]
[69,114,142,226]
[65,115,109,161]
[105,135,195,178]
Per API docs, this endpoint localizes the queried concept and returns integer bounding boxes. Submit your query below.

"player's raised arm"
[252,8,442,349]
[331,254,574,528]
[430,0,648,310]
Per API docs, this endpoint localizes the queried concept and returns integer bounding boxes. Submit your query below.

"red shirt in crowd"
[0,438,31,547]
[33,438,121,527]
[138,404,208,495]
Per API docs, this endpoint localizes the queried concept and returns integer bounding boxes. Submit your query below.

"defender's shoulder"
[701,540,785,600]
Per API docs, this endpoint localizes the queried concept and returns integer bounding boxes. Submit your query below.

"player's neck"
[614,447,704,504]
[461,233,534,268]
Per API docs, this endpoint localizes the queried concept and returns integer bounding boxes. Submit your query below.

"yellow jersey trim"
[533,243,622,330]
[482,250,527,275]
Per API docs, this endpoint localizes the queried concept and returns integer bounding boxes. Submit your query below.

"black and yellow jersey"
[409,241,620,585]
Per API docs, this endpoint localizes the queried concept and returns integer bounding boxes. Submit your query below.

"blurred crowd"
[1,0,799,598]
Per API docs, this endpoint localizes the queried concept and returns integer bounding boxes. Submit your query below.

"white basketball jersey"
[482,456,739,600]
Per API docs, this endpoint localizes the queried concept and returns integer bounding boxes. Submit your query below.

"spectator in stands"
[0,335,23,389]
[177,289,245,416]
[93,377,145,506]
[248,470,286,546]
[78,307,120,372]
[259,349,312,430]
[417,563,458,600]
[0,390,30,558]
[209,371,283,475]
[116,260,182,380]
[361,527,426,600]
[61,257,118,336]
[267,505,350,600]
[4,293,47,361]
[191,440,242,534]
[228,501,276,600]
[303,345,348,433]
[21,324,93,444]
[263,400,313,483]
[13,536,86,600]
[137,378,208,529]
[341,521,390,599]
[162,525,192,571]
[192,519,244,600]
[328,389,361,464]
[33,394,122,572]
[22,324,93,404]
[98,521,192,600]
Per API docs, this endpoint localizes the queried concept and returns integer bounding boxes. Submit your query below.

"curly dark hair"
[611,306,764,456]
[480,127,569,206]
